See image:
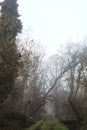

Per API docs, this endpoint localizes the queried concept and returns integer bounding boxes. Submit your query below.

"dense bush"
[0,119,22,130]
[80,125,87,130]
[0,112,33,129]
[80,111,87,130]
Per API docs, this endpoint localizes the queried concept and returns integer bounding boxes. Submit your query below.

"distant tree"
[0,0,22,109]
[23,43,46,119]
[62,43,87,122]
[31,43,87,120]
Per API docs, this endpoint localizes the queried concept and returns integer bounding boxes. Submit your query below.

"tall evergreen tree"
[0,0,22,109]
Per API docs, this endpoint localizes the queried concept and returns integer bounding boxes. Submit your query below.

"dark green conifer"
[0,0,22,109]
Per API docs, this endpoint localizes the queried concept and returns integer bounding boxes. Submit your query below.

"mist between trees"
[0,0,87,130]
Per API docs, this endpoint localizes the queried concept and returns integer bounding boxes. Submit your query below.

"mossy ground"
[26,116,69,130]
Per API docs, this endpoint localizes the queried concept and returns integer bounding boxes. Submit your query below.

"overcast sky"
[18,0,87,55]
